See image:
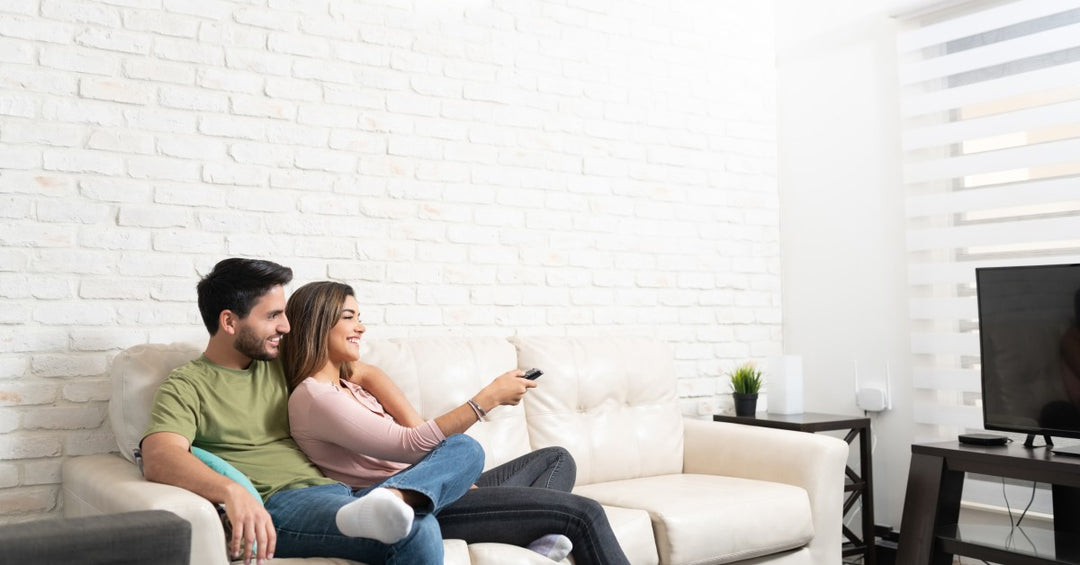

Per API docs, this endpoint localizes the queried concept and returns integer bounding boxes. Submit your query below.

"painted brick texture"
[0,0,779,521]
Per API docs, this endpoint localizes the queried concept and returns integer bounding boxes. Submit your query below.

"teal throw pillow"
[191,446,263,506]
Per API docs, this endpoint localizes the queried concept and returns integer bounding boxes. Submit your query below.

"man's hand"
[142,432,278,564]
[222,483,276,564]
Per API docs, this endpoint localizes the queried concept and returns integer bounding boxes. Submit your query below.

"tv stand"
[897,441,1080,564]
[1024,433,1054,448]
[1052,443,1080,457]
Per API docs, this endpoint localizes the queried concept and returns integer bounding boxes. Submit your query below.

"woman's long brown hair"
[280,281,355,392]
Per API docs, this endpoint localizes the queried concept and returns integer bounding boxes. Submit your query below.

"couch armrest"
[0,510,190,564]
[682,419,848,565]
[63,453,230,565]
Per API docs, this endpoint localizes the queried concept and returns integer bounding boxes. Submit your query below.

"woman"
[281,281,630,565]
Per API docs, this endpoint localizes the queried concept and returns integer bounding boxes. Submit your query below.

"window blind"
[897,0,1080,445]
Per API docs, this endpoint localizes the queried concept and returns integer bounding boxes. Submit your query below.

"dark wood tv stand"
[897,440,1080,564]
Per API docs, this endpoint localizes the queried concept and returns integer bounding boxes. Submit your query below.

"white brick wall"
[0,0,780,521]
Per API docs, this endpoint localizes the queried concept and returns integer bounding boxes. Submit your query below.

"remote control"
[523,368,543,380]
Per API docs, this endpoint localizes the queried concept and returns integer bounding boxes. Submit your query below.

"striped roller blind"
[897,0,1080,442]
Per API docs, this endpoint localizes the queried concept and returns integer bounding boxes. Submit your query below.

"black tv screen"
[977,263,1080,442]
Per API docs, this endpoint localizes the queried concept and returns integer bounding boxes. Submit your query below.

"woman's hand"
[434,369,537,436]
[473,369,537,411]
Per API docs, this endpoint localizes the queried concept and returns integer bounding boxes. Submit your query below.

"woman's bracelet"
[466,399,487,422]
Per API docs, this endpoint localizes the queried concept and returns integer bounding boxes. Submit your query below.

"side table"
[714,411,875,565]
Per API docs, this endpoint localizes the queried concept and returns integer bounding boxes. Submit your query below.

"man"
[140,258,449,565]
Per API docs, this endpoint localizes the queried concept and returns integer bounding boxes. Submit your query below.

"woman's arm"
[348,361,425,427]
[299,385,445,464]
[431,370,535,436]
[349,363,537,437]
[313,367,536,461]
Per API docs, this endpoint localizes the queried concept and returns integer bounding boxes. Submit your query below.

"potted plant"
[728,362,764,417]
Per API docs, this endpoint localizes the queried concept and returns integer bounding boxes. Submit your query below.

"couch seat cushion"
[601,505,660,565]
[575,474,813,565]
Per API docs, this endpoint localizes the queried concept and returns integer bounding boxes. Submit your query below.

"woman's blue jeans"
[265,434,483,564]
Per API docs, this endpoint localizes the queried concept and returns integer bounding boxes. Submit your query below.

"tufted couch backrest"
[109,336,683,486]
[110,342,202,464]
[358,337,533,471]
[108,338,534,470]
[512,336,684,486]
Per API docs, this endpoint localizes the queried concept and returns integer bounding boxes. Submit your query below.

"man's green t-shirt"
[143,355,334,500]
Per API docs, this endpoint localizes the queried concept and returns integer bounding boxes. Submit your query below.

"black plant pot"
[733,393,759,417]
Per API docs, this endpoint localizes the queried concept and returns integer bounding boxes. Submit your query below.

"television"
[976,263,1080,456]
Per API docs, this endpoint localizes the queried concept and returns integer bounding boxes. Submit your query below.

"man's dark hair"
[196,258,293,335]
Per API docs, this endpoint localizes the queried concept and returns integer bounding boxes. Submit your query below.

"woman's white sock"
[527,533,573,561]
[335,488,414,543]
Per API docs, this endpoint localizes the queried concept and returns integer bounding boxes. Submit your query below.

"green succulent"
[728,362,764,394]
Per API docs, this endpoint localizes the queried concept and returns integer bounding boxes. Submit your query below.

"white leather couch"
[62,336,848,565]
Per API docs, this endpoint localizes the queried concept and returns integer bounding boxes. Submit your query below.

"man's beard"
[234,325,278,361]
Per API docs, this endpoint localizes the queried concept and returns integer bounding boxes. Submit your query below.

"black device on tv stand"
[958,433,1008,446]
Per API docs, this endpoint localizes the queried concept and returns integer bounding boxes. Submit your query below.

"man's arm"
[141,432,276,564]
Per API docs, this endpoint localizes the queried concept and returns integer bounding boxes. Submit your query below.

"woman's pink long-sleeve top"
[288,376,445,488]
